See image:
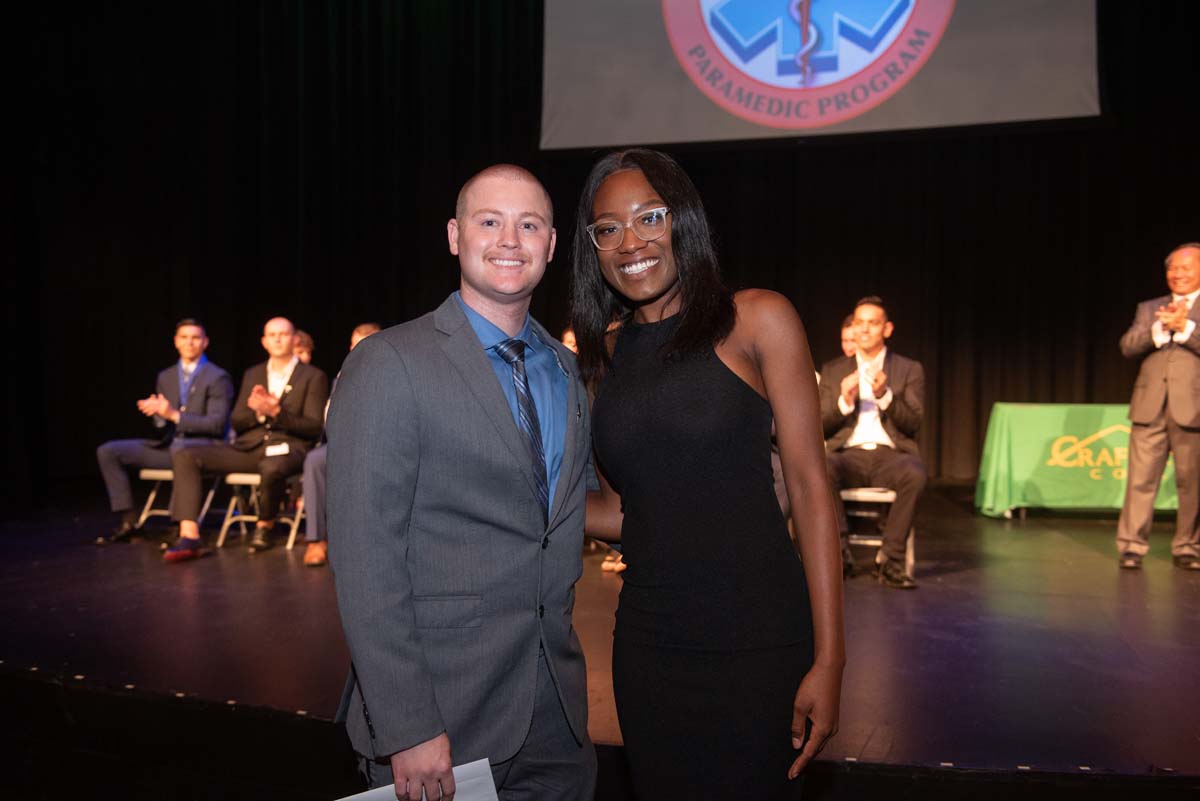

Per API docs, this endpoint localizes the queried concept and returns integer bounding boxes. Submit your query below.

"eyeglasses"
[586,207,670,251]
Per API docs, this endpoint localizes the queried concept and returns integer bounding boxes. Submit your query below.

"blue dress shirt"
[455,292,568,508]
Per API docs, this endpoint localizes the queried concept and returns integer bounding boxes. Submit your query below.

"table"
[975,403,1178,518]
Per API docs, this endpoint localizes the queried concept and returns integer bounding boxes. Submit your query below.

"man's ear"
[883,321,894,340]
[447,218,460,256]
[547,227,557,263]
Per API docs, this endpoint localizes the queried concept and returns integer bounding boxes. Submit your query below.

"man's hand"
[870,369,888,398]
[839,372,859,406]
[247,385,281,417]
[390,733,455,801]
[788,661,843,780]
[1156,301,1189,333]
[137,394,178,422]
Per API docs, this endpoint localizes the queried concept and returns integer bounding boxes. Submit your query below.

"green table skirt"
[975,403,1178,518]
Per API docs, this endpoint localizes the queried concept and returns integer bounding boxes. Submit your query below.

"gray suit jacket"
[1120,295,1200,427]
[326,294,591,764]
[818,351,925,456]
[150,360,234,445]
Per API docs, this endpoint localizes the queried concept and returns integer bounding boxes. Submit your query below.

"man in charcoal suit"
[327,165,595,800]
[820,296,926,589]
[1116,243,1200,570]
[95,318,233,543]
[164,316,328,561]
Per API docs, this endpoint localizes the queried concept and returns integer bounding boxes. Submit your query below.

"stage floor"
[1,488,1197,778]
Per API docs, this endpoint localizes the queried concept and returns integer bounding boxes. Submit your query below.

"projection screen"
[541,0,1099,150]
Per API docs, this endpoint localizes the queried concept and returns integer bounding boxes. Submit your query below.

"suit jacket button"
[538,605,545,618]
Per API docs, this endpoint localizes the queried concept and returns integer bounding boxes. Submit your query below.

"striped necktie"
[494,338,550,523]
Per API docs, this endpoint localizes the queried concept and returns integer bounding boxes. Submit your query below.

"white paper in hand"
[335,757,497,801]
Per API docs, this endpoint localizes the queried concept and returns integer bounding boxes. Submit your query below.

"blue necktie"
[495,338,550,523]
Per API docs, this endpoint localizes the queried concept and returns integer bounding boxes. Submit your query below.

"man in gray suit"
[820,296,926,589]
[95,318,233,543]
[1116,243,1200,570]
[327,165,595,801]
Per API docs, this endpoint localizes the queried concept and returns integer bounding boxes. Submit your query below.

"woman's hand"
[788,660,843,779]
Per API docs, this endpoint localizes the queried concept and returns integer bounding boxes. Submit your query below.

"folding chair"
[841,487,916,577]
[216,473,304,549]
[136,469,219,528]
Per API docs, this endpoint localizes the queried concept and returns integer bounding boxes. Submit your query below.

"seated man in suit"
[298,321,380,567]
[164,316,329,562]
[95,318,234,544]
[819,296,926,589]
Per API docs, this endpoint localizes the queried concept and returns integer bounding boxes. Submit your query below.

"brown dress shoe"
[303,541,328,567]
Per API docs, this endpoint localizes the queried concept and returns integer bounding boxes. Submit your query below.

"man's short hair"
[455,164,553,226]
[1166,242,1200,264]
[295,330,314,351]
[352,322,382,338]
[175,318,205,335]
[854,295,888,320]
[841,314,855,330]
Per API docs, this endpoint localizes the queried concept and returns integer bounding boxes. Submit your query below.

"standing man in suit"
[1116,243,1200,570]
[164,316,329,561]
[96,318,234,543]
[820,296,926,589]
[327,165,595,800]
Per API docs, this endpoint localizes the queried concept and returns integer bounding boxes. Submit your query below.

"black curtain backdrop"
[16,1,1200,513]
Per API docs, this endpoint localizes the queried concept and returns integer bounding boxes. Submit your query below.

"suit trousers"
[360,649,596,801]
[301,445,327,542]
[170,442,306,524]
[96,439,175,512]
[826,445,926,563]
[1116,407,1200,557]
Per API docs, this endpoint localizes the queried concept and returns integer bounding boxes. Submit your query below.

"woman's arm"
[732,289,845,779]
[585,457,623,543]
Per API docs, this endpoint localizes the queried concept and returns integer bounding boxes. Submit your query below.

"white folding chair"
[216,473,304,549]
[136,469,219,528]
[840,487,916,577]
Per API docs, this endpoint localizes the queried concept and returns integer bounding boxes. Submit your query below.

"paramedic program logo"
[663,0,955,129]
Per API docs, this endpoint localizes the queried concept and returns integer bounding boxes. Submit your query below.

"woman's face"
[591,169,681,320]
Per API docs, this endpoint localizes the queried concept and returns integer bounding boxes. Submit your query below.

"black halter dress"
[592,314,815,799]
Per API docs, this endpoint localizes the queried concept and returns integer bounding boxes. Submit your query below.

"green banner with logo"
[975,403,1178,518]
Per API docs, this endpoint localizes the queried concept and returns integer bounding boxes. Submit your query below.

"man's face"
[261,318,296,359]
[852,303,893,356]
[174,325,208,362]
[840,326,858,358]
[1166,247,1200,296]
[447,174,556,311]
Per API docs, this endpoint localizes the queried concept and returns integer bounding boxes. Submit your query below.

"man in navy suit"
[95,318,234,543]
[820,296,926,589]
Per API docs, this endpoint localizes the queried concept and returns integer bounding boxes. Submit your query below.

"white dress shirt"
[838,347,896,451]
[258,356,299,423]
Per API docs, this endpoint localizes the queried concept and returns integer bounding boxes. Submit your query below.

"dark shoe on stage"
[1119,552,1143,570]
[1172,554,1200,570]
[96,520,141,546]
[877,560,917,589]
[163,536,207,563]
[248,529,274,554]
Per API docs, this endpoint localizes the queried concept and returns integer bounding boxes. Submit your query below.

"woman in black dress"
[573,149,844,799]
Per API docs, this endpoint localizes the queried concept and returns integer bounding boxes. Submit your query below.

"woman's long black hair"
[569,148,735,386]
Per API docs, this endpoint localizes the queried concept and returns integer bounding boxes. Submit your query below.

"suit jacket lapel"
[434,296,544,508]
[163,366,182,409]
